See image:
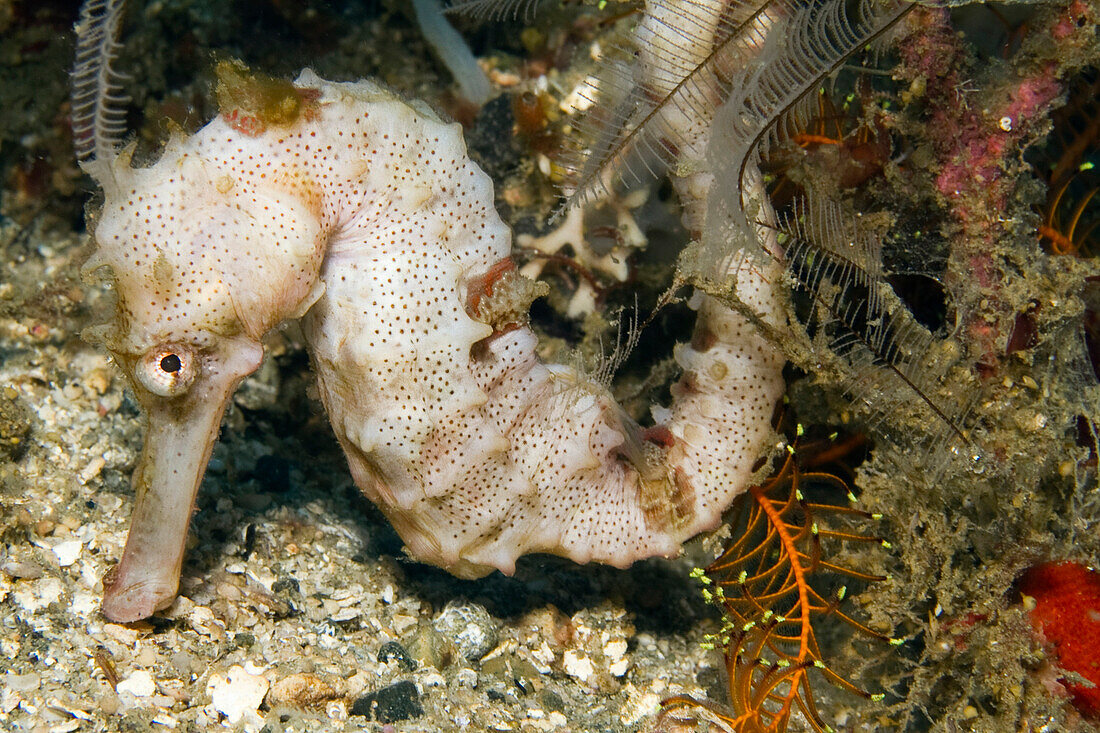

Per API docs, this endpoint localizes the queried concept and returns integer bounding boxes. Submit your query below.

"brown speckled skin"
[85,72,783,621]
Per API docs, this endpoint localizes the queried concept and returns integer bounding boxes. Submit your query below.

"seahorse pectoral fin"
[101,337,263,622]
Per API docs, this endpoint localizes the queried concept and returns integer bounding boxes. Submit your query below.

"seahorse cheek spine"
[89,70,783,620]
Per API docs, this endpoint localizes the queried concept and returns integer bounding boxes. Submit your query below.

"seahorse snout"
[101,336,263,622]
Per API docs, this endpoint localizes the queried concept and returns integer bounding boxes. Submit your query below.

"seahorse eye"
[136,345,197,397]
[160,354,182,372]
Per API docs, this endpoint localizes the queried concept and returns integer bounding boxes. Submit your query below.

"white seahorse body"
[87,69,784,620]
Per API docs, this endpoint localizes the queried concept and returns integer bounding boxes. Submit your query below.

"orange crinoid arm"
[664,441,890,733]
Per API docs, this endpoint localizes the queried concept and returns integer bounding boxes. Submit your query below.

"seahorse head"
[83,123,327,621]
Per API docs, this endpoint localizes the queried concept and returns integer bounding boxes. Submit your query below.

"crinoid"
[764,84,892,207]
[1039,175,1099,256]
[661,433,892,733]
[445,0,547,22]
[1033,67,1100,257]
[71,0,130,164]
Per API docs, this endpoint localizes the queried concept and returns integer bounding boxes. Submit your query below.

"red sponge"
[1018,561,1100,718]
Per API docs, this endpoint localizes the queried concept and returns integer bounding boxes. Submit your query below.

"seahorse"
[83,65,784,622]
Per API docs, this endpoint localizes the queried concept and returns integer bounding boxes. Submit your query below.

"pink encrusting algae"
[898,3,1097,373]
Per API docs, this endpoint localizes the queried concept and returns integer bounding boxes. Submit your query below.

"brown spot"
[642,425,675,448]
[677,371,700,395]
[691,327,717,352]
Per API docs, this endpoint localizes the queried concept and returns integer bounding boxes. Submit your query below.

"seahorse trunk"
[291,74,784,578]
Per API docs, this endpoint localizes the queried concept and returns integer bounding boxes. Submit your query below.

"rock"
[234,357,281,411]
[390,611,419,635]
[51,537,81,563]
[619,682,663,726]
[1,560,43,579]
[605,638,630,677]
[13,576,62,612]
[478,653,510,680]
[98,689,120,715]
[116,670,156,697]
[268,576,301,618]
[466,94,525,183]
[417,670,446,689]
[79,455,106,484]
[252,454,292,494]
[325,699,348,721]
[403,624,453,670]
[0,389,32,461]
[554,604,634,692]
[267,672,338,709]
[433,600,498,662]
[170,651,197,678]
[539,689,565,713]
[5,672,40,693]
[519,605,574,650]
[207,664,269,726]
[377,640,417,671]
[271,576,300,595]
[133,645,159,668]
[562,649,595,684]
[349,680,423,723]
[510,657,542,694]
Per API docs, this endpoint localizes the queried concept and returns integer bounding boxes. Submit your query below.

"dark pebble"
[465,94,524,183]
[253,454,292,493]
[272,577,300,595]
[539,689,565,713]
[377,641,417,671]
[349,680,422,723]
